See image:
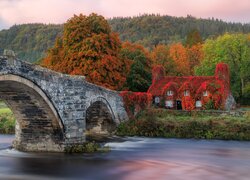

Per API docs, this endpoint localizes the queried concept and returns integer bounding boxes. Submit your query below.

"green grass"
[0,108,12,114]
[116,108,250,140]
[0,103,15,134]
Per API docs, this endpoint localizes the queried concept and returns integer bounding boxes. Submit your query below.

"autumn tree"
[151,44,176,75]
[41,13,128,90]
[120,42,152,92]
[187,43,204,75]
[169,43,190,75]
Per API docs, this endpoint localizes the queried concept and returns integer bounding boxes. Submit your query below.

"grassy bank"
[116,108,250,140]
[0,102,15,134]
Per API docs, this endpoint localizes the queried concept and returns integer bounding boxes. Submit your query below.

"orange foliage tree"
[41,13,129,90]
[187,43,204,75]
[169,43,190,75]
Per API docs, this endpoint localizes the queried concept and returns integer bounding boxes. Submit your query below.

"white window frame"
[155,97,160,104]
[195,100,202,108]
[167,90,173,96]
[165,100,174,108]
[184,90,190,96]
[203,91,208,97]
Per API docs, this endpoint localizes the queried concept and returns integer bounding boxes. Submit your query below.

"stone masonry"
[0,56,128,152]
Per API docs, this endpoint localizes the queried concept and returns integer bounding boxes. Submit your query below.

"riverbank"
[1,103,250,141]
[116,108,250,140]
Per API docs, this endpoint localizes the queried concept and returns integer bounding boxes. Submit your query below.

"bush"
[119,91,152,118]
[204,99,215,110]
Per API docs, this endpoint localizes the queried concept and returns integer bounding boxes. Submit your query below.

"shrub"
[120,91,152,118]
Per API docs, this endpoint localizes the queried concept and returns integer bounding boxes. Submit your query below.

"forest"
[1,14,250,62]
[0,13,250,104]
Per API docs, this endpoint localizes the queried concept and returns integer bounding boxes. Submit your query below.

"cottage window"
[203,91,208,97]
[184,90,190,96]
[196,100,202,108]
[167,90,173,96]
[155,97,160,104]
[165,100,173,108]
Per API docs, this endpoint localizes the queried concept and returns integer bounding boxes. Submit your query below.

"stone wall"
[161,109,248,117]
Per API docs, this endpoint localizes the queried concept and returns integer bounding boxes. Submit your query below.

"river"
[0,134,250,180]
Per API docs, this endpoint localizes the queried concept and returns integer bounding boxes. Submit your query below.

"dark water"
[0,135,250,180]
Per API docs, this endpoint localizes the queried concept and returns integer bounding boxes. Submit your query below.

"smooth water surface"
[0,134,250,180]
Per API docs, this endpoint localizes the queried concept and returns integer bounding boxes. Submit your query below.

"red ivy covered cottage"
[147,63,236,110]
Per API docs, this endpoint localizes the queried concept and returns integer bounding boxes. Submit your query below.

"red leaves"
[148,63,231,110]
[120,91,152,118]
[182,96,195,111]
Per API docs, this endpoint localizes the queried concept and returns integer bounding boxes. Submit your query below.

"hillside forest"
[0,14,250,104]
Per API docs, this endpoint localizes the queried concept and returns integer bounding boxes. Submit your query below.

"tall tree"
[187,43,204,75]
[169,43,190,75]
[41,13,128,90]
[120,42,152,92]
[151,44,176,75]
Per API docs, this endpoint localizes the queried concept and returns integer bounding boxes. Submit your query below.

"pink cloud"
[0,0,250,29]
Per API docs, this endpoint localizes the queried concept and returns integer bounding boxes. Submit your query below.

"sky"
[0,0,250,30]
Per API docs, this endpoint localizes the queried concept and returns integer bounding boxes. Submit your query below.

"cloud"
[0,0,250,30]
[0,0,95,25]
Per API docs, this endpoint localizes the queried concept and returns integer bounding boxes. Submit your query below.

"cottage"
[147,63,236,110]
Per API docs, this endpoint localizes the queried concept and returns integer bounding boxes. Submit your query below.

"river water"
[0,135,250,180]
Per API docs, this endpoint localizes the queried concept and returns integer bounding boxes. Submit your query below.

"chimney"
[152,65,165,84]
[215,63,230,87]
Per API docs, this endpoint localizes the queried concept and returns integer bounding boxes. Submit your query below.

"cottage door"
[176,100,182,110]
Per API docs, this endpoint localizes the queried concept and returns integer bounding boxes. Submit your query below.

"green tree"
[195,33,250,102]
[120,42,152,92]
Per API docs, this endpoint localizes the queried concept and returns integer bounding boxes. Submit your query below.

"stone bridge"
[0,56,128,152]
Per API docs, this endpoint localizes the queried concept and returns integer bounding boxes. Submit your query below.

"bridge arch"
[85,97,117,135]
[0,74,64,152]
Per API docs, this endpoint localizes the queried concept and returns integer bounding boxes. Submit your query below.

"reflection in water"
[0,135,250,180]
